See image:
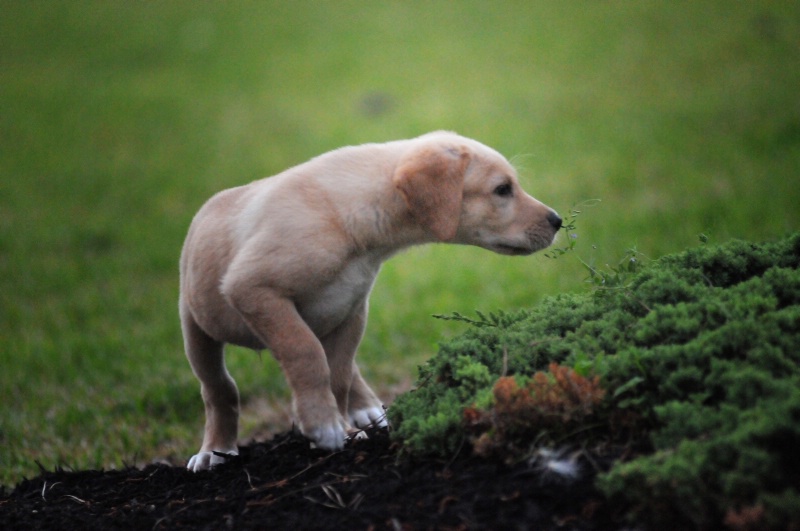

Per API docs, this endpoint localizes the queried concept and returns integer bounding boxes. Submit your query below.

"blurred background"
[1,1,798,485]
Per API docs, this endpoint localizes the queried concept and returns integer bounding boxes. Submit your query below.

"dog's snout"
[547,211,563,231]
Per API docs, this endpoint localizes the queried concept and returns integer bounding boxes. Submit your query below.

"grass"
[1,1,798,487]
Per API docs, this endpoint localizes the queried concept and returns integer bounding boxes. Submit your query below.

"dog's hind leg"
[181,299,240,472]
[347,362,387,428]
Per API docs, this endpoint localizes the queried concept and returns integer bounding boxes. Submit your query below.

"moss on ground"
[389,232,800,528]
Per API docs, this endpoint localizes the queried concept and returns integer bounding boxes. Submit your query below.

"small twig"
[153,498,216,529]
[325,471,369,481]
[413,372,434,390]
[245,453,337,495]
[304,482,366,510]
[251,480,335,507]
[529,337,559,347]
[350,492,365,510]
[445,435,468,470]
[124,468,161,484]
[41,481,61,501]
[321,484,346,508]
[623,291,652,314]
[62,494,88,505]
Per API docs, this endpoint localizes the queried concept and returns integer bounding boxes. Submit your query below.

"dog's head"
[393,132,561,255]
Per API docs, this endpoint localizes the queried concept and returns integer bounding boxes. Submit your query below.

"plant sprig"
[543,199,600,259]
[433,309,527,330]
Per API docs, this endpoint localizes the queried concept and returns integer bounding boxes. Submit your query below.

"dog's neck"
[345,185,442,257]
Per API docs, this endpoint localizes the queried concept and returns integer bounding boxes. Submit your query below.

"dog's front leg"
[321,301,387,430]
[226,287,348,450]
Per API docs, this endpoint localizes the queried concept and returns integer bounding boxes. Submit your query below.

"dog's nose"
[547,211,563,231]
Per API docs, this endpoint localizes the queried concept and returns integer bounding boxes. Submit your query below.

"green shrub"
[389,232,800,528]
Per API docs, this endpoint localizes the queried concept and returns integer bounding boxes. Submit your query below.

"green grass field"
[1,1,798,487]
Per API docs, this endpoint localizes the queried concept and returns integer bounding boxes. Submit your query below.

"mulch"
[0,428,627,530]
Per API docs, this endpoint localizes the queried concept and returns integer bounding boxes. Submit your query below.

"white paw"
[305,421,347,451]
[349,406,388,429]
[186,449,238,472]
[347,429,369,441]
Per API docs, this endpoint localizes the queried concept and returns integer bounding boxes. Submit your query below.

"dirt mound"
[1,429,622,529]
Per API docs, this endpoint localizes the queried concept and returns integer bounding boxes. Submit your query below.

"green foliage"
[390,232,800,528]
[581,246,645,292]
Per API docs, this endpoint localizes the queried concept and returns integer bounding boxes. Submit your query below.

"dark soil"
[0,429,627,530]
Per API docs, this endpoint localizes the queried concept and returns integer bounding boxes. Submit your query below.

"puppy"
[180,131,562,471]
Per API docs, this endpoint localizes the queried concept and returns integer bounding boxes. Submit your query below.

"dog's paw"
[349,406,388,429]
[304,420,348,451]
[186,449,238,472]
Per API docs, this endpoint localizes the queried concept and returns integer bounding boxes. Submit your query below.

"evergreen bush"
[389,232,800,528]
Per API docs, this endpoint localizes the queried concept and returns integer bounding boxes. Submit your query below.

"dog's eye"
[493,183,513,198]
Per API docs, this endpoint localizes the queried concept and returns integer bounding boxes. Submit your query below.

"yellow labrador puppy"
[181,131,561,471]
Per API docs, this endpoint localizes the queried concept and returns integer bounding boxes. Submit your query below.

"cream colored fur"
[180,131,561,471]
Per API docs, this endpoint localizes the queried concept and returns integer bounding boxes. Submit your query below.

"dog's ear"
[393,145,470,241]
